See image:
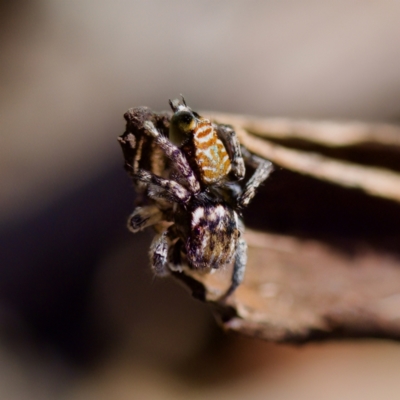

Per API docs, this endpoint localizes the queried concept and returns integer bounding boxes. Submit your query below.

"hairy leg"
[136,169,191,205]
[143,121,200,193]
[215,124,245,181]
[238,146,274,208]
[168,238,184,273]
[149,227,176,277]
[127,205,164,233]
[220,236,247,300]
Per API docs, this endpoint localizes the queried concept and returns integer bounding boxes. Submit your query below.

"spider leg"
[127,205,164,233]
[220,236,247,300]
[168,238,184,273]
[136,169,191,205]
[215,124,245,181]
[142,121,200,193]
[149,226,177,277]
[238,146,274,208]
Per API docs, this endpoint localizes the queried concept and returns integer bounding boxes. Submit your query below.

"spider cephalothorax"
[119,98,273,298]
[168,98,246,188]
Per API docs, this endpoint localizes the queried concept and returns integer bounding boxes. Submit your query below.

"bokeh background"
[2,1,400,399]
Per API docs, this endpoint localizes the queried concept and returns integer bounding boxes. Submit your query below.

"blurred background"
[2,1,400,399]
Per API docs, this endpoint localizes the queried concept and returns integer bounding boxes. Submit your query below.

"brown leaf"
[207,112,400,203]
[174,113,400,341]
[180,229,400,341]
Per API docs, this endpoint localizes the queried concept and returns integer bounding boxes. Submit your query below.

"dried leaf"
[207,112,400,203]
[207,112,400,147]
[180,229,400,341]
[174,113,400,341]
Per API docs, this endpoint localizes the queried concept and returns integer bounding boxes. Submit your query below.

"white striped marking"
[191,207,205,227]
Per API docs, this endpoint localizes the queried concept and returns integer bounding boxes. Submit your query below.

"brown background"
[2,1,400,398]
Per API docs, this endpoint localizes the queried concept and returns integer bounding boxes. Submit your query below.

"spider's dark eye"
[171,111,196,133]
[170,111,197,145]
[180,113,193,124]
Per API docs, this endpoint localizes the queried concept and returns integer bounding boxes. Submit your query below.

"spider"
[118,98,273,299]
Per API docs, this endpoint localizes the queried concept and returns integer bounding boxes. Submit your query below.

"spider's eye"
[181,113,193,124]
[173,111,196,131]
[169,111,197,145]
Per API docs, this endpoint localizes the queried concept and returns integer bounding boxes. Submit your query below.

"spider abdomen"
[185,204,240,270]
[193,119,231,185]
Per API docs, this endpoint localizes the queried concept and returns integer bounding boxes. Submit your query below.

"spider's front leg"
[238,146,274,208]
[215,124,245,181]
[142,121,200,194]
[136,169,192,205]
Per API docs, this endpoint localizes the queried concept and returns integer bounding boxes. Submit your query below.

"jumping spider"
[118,98,273,299]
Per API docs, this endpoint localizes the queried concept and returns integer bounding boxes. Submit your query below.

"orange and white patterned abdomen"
[193,118,231,185]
